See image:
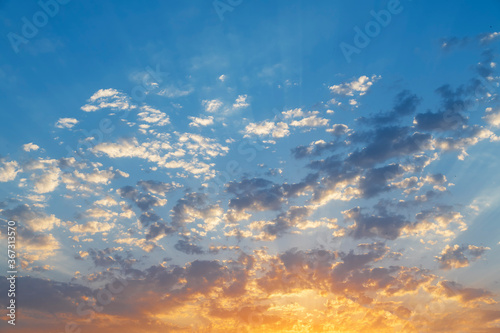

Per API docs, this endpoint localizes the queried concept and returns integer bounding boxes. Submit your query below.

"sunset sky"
[1,1,500,332]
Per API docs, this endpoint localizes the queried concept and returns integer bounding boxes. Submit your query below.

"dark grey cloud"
[139,211,162,226]
[364,90,421,124]
[145,221,175,240]
[175,238,205,255]
[0,276,90,313]
[346,126,432,168]
[263,206,312,237]
[87,247,134,268]
[227,178,285,212]
[358,164,404,198]
[435,244,489,270]
[137,180,181,196]
[117,185,164,212]
[440,32,500,51]
[440,280,494,303]
[291,140,346,159]
[343,207,411,240]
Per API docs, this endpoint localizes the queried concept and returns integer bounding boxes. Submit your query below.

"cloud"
[137,180,182,196]
[118,185,167,212]
[233,94,249,109]
[413,82,478,132]
[0,160,21,182]
[329,75,380,96]
[33,166,60,193]
[13,225,61,263]
[437,280,495,304]
[137,105,170,126]
[290,114,329,127]
[174,238,204,255]
[90,88,120,101]
[189,116,214,127]
[92,135,228,178]
[81,88,134,112]
[69,221,114,234]
[85,247,128,267]
[345,126,433,168]
[3,204,61,231]
[55,117,79,129]
[435,244,490,270]
[483,107,500,127]
[343,207,411,240]
[170,192,223,232]
[435,125,499,160]
[244,121,289,138]
[291,139,346,159]
[326,124,350,136]
[261,206,313,237]
[22,142,40,151]
[227,178,285,212]
[358,164,404,198]
[480,31,500,44]
[440,32,500,51]
[365,90,421,124]
[94,196,119,207]
[202,99,223,113]
[78,207,118,222]
[0,275,90,314]
[74,167,129,185]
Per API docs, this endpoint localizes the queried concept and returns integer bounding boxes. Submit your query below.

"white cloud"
[233,94,249,109]
[89,88,120,101]
[4,204,61,232]
[94,196,118,207]
[483,107,500,127]
[81,88,134,112]
[0,160,21,182]
[189,116,214,127]
[33,167,60,194]
[74,167,129,185]
[137,106,170,126]
[282,108,305,119]
[92,135,228,178]
[290,115,329,127]
[480,32,500,44]
[81,207,118,221]
[55,117,79,129]
[22,143,40,152]
[329,75,380,96]
[244,121,289,138]
[202,99,223,113]
[69,221,114,234]
[326,124,350,136]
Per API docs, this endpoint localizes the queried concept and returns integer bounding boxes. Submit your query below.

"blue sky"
[1,1,500,332]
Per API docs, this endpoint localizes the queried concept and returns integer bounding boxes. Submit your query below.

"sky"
[1,0,500,332]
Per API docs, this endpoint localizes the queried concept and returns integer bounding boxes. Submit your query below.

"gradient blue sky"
[1,1,500,332]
